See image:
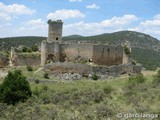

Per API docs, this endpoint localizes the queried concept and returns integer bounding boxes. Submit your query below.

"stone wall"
[41,41,60,65]
[60,43,93,62]
[92,64,142,76]
[44,62,142,78]
[44,62,92,76]
[92,45,123,66]
[10,52,41,66]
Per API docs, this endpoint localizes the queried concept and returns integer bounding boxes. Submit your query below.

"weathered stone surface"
[10,52,41,66]
[44,62,142,79]
[92,45,123,66]
[47,20,63,43]
[41,41,61,65]
[44,62,92,76]
[60,73,82,80]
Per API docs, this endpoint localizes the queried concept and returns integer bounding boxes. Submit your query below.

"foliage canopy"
[0,70,32,105]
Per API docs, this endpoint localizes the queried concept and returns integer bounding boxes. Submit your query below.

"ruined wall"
[92,45,123,66]
[44,62,142,78]
[10,52,41,66]
[92,64,142,76]
[60,43,93,62]
[123,51,130,64]
[41,41,60,65]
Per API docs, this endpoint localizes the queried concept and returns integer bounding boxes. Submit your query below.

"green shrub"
[35,79,39,84]
[128,73,146,85]
[22,46,28,52]
[0,70,32,105]
[103,86,113,94]
[26,66,33,71]
[124,45,131,55]
[91,74,98,80]
[22,46,32,53]
[44,73,49,79]
[131,60,136,65]
[153,70,160,86]
[31,45,38,52]
[26,48,32,53]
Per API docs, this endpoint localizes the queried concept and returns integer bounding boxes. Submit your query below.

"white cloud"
[154,14,160,19]
[27,19,45,26]
[19,19,47,33]
[47,9,85,20]
[86,3,100,9]
[128,14,160,39]
[0,19,47,37]
[0,2,35,21]
[69,0,82,2]
[64,14,138,36]
[101,15,138,27]
[0,12,11,20]
[0,2,35,15]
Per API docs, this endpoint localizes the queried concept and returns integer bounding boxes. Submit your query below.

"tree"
[124,45,131,55]
[31,45,38,52]
[0,70,32,105]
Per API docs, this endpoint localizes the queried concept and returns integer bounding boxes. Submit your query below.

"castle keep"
[41,20,125,66]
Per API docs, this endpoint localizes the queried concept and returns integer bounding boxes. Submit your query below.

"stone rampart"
[60,43,93,62]
[92,45,123,66]
[10,52,41,66]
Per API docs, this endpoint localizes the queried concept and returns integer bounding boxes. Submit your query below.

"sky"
[0,0,160,40]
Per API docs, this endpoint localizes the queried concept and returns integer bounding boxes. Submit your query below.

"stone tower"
[47,20,63,43]
[41,20,63,65]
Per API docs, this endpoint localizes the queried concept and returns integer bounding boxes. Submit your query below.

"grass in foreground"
[0,67,159,120]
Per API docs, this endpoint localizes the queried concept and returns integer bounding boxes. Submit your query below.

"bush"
[103,86,113,94]
[124,45,131,55]
[22,46,28,52]
[22,46,32,53]
[91,74,98,80]
[44,73,49,79]
[26,66,33,71]
[128,73,146,85]
[26,48,32,53]
[153,70,160,86]
[31,45,38,52]
[131,60,136,65]
[0,70,32,105]
[35,79,40,84]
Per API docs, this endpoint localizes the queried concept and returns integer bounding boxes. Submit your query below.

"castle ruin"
[41,20,126,66]
[7,19,141,77]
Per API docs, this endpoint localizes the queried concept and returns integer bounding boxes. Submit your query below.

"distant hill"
[0,31,160,70]
[0,36,46,51]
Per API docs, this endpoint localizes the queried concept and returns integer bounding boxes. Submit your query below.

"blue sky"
[0,0,160,40]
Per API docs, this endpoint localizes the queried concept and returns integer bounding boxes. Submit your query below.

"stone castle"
[41,20,126,66]
[0,19,141,77]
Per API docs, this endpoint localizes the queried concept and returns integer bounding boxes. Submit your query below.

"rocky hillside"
[63,31,160,52]
[0,31,160,70]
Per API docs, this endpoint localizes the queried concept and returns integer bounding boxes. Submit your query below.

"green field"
[0,67,160,120]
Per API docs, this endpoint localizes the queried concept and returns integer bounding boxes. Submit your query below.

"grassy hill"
[0,31,160,70]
